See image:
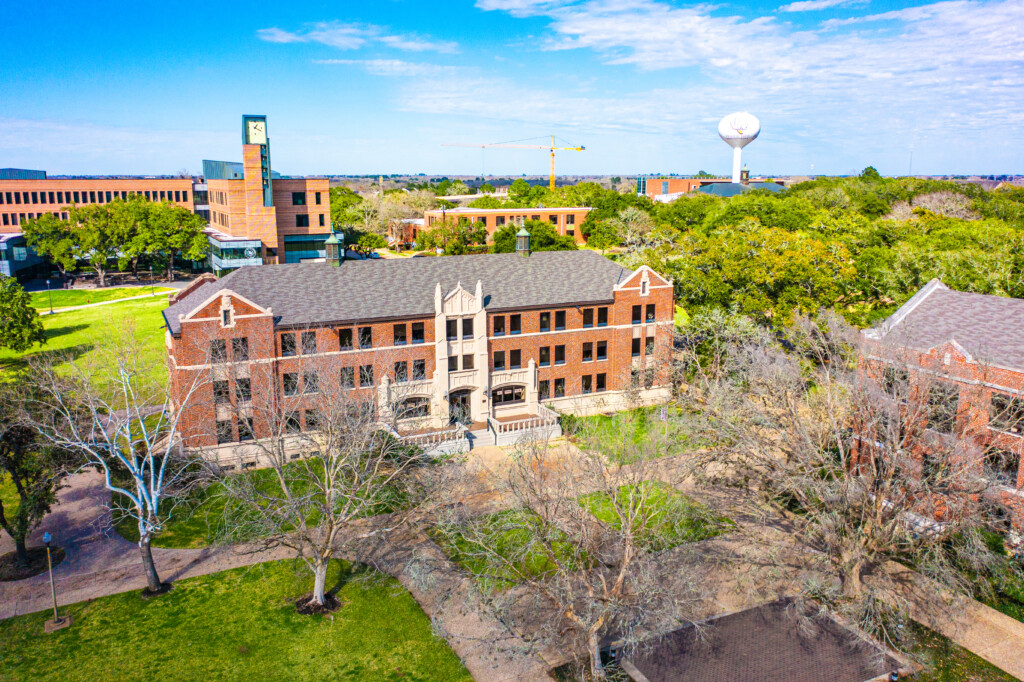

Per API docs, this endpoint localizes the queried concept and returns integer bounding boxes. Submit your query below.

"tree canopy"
[491,220,578,254]
[0,277,45,352]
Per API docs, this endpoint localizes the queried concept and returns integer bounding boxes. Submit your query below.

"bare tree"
[28,319,210,595]
[682,310,1023,650]
[431,428,721,679]
[210,345,440,610]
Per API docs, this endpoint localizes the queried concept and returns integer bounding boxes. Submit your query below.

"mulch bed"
[0,546,65,582]
[294,592,343,616]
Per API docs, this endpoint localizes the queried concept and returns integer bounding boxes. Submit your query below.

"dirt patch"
[0,546,66,582]
[140,582,173,599]
[294,592,343,615]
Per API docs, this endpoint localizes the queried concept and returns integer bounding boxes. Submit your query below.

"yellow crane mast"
[442,135,585,191]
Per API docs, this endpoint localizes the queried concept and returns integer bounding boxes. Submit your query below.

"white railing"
[390,422,469,449]
[488,405,559,436]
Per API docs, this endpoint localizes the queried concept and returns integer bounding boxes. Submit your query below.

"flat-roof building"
[419,206,590,247]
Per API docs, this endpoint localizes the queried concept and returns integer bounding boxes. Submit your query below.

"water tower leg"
[732,147,742,184]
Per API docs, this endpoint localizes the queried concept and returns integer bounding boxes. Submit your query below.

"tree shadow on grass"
[43,324,91,341]
[0,342,94,374]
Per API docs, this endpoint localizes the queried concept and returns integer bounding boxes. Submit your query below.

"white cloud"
[313,59,461,77]
[257,21,458,54]
[779,0,862,12]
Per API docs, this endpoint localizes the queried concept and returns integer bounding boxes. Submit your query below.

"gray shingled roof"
[164,250,633,335]
[873,279,1024,371]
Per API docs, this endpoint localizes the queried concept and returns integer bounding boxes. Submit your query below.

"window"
[510,349,521,369]
[555,310,566,330]
[303,371,319,394]
[496,216,506,226]
[566,214,575,225]
[232,337,249,361]
[567,230,574,237]
[582,342,593,362]
[460,354,472,370]
[235,378,251,403]
[448,356,458,372]
[217,420,233,444]
[413,359,426,380]
[927,383,960,434]
[319,214,325,227]
[394,324,407,345]
[210,339,227,363]
[583,309,594,328]
[531,214,540,221]
[292,191,306,205]
[395,361,408,383]
[645,336,655,356]
[296,215,309,228]
[492,385,524,405]
[400,396,431,419]
[596,341,608,360]
[338,328,353,350]
[305,409,321,431]
[632,305,642,324]
[539,380,550,400]
[281,333,296,357]
[510,314,521,335]
[340,367,355,388]
[985,449,1021,487]
[213,380,230,404]
[596,373,606,392]
[494,316,505,336]
[315,191,322,205]
[539,346,550,367]
[991,394,1024,435]
[554,378,565,398]
[632,338,641,357]
[358,327,372,349]
[462,318,474,339]
[446,319,458,340]
[238,417,254,442]
[284,373,299,396]
[286,412,301,433]
[582,375,593,394]
[359,365,374,387]
[598,307,608,327]
[549,214,558,224]
[646,304,656,323]
[301,331,317,355]
[554,345,565,365]
[540,312,551,332]
[408,322,423,344]
[494,351,506,371]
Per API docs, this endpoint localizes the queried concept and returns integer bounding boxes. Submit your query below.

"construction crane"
[442,135,585,191]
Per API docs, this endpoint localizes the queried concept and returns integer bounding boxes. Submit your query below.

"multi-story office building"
[162,241,674,463]
[636,175,785,202]
[864,279,1024,531]
[420,206,591,245]
[202,115,331,273]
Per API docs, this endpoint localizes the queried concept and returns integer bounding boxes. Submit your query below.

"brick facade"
[422,207,591,244]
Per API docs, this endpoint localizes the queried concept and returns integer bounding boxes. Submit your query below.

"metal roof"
[697,182,784,197]
[164,250,634,334]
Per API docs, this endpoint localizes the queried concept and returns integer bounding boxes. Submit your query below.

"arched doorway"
[449,389,473,424]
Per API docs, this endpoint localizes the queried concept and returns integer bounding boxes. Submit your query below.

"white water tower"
[718,112,760,183]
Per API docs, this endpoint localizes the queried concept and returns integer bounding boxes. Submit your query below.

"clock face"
[243,246,257,259]
[247,120,267,145]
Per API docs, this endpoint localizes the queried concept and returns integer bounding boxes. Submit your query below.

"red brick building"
[420,206,591,245]
[864,279,1024,531]
[163,246,674,462]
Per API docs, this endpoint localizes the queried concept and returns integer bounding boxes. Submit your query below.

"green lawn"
[0,473,18,520]
[29,286,174,311]
[0,559,471,681]
[115,463,411,549]
[910,622,1018,681]
[566,405,718,463]
[0,296,169,390]
[579,481,732,552]
[431,508,585,592]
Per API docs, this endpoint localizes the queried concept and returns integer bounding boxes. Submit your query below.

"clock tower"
[242,115,273,207]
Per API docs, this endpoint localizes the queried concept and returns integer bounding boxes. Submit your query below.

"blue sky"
[1,0,1022,177]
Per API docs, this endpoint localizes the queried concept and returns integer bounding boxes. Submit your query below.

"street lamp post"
[45,279,53,314]
[42,532,71,633]
[149,265,154,296]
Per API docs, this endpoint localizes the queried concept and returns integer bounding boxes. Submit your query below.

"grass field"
[29,286,174,311]
[579,481,732,552]
[0,296,169,389]
[910,622,1018,681]
[566,405,719,463]
[0,559,471,681]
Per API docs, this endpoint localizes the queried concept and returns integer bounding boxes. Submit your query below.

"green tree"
[144,202,209,280]
[0,383,71,567]
[491,220,577,253]
[420,218,487,255]
[479,182,495,193]
[0,277,45,352]
[508,178,532,202]
[586,220,621,253]
[860,166,882,181]
[329,186,364,228]
[21,213,79,278]
[67,204,121,287]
